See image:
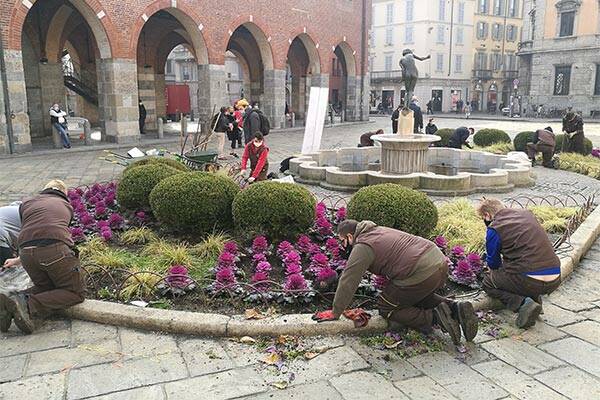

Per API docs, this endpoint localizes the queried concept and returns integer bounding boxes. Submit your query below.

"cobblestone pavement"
[0,238,599,399]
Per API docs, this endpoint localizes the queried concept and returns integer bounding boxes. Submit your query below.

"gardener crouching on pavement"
[478,198,561,329]
[240,133,269,184]
[0,180,85,334]
[313,219,479,345]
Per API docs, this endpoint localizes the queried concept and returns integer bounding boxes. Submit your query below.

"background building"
[519,0,600,117]
[370,0,475,114]
[471,0,524,113]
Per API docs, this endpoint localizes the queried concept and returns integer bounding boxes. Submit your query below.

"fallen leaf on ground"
[239,336,256,344]
[263,352,282,365]
[271,381,288,390]
[384,341,402,349]
[304,351,319,360]
[245,308,265,320]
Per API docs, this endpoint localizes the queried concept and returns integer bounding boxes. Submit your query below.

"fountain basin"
[372,134,441,174]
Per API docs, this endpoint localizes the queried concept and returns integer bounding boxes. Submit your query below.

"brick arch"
[225,18,275,70]
[8,0,114,58]
[128,1,209,65]
[333,40,357,77]
[286,32,322,75]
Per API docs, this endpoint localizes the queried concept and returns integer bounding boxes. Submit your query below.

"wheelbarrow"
[174,149,220,172]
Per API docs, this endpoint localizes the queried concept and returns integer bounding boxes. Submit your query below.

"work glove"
[247,177,256,184]
[311,310,337,322]
[343,308,372,328]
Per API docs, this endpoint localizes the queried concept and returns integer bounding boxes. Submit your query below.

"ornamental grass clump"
[120,227,158,245]
[556,153,600,179]
[529,205,579,234]
[119,271,162,301]
[434,199,486,254]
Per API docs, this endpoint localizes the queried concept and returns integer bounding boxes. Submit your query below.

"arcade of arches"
[0,0,368,154]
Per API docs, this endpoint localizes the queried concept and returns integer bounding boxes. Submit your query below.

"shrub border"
[63,206,600,337]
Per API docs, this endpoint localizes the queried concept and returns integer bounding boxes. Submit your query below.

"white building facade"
[370,0,476,113]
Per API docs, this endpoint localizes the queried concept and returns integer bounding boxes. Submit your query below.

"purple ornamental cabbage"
[252,253,267,265]
[466,253,483,274]
[434,236,448,250]
[296,235,313,254]
[223,241,238,255]
[315,267,337,283]
[284,273,309,292]
[373,275,389,290]
[315,216,333,236]
[452,260,477,286]
[277,241,295,258]
[284,251,301,265]
[451,245,465,259]
[69,227,86,242]
[97,220,110,230]
[315,202,328,218]
[215,266,237,289]
[166,265,193,289]
[335,207,347,223]
[100,227,113,242]
[252,236,269,254]
[250,271,270,291]
[135,211,147,222]
[285,262,303,276]
[108,213,125,229]
[217,252,236,269]
[255,261,272,274]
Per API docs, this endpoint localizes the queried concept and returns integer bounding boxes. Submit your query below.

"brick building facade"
[0,0,370,154]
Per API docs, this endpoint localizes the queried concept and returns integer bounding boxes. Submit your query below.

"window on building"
[530,11,536,40]
[506,53,517,70]
[370,30,376,47]
[384,54,393,71]
[508,0,518,17]
[405,25,414,43]
[492,23,504,41]
[475,52,487,70]
[595,65,600,96]
[456,27,464,44]
[493,0,505,16]
[369,57,374,72]
[166,60,172,74]
[406,0,414,22]
[458,3,466,23]
[554,65,571,95]
[559,11,575,37]
[385,27,394,45]
[455,55,463,73]
[506,25,517,41]
[182,65,190,81]
[478,0,489,14]
[386,3,394,24]
[490,53,502,71]
[437,25,445,43]
[477,22,489,40]
[439,0,446,21]
[436,54,444,72]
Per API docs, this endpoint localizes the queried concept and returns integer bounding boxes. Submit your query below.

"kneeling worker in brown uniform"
[478,199,561,329]
[313,220,479,344]
[0,180,85,334]
[527,127,556,168]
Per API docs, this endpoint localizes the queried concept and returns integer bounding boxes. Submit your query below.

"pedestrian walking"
[464,102,472,119]
[562,110,586,155]
[225,106,241,157]
[212,106,229,160]
[49,104,71,149]
[0,180,85,334]
[426,99,434,115]
[243,102,262,145]
[240,133,269,183]
[456,99,464,115]
[391,105,401,134]
[138,100,147,134]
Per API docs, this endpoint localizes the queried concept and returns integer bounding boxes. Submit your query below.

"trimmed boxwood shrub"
[434,128,454,147]
[347,184,438,238]
[123,157,189,174]
[117,164,181,210]
[473,128,511,147]
[232,182,316,240]
[555,134,593,155]
[149,172,240,233]
[513,131,535,152]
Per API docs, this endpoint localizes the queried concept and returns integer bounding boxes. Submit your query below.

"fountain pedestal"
[398,109,414,135]
[373,134,441,175]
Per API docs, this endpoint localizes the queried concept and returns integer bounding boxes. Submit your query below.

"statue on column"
[399,49,430,109]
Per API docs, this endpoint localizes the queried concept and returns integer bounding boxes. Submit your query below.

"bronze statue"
[399,49,430,109]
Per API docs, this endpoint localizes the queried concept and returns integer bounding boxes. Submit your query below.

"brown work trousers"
[20,243,85,317]
[562,132,585,155]
[377,262,448,332]
[527,143,555,167]
[482,269,561,312]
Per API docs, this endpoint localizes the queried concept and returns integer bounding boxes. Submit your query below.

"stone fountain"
[373,134,440,174]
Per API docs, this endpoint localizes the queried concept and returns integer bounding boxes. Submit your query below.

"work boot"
[433,303,461,345]
[0,294,13,333]
[0,293,36,334]
[516,297,542,329]
[455,302,479,342]
[531,158,536,167]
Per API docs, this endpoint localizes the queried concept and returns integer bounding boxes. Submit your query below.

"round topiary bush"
[347,184,438,237]
[232,182,316,240]
[123,157,189,174]
[149,172,240,233]
[513,131,536,152]
[117,164,181,210]
[434,128,454,147]
[555,134,593,155]
[473,129,511,147]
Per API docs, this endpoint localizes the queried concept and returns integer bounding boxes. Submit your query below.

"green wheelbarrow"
[175,149,220,172]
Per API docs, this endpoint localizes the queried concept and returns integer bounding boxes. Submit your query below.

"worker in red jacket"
[240,133,269,183]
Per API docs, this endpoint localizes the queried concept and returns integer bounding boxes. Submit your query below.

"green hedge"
[149,172,240,233]
[434,128,454,147]
[123,157,189,174]
[473,129,511,147]
[555,134,593,155]
[117,164,181,210]
[232,182,316,240]
[513,131,535,152]
[347,184,438,238]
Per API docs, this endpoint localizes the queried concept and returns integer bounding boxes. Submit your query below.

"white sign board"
[301,87,329,154]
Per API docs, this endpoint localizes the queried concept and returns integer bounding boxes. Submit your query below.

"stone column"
[345,75,357,122]
[263,69,286,127]
[137,67,157,131]
[1,49,31,153]
[155,73,166,120]
[97,59,139,143]
[0,70,6,154]
[197,64,227,123]
[39,62,67,136]
[358,73,370,121]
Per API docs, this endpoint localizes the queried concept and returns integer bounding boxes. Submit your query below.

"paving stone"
[178,338,235,377]
[220,339,266,367]
[535,366,600,400]
[330,371,409,400]
[348,339,422,381]
[394,376,459,400]
[408,352,507,400]
[88,385,165,400]
[472,360,567,400]
[67,352,187,400]
[0,327,71,357]
[560,320,600,346]
[71,320,118,345]
[119,328,179,359]
[540,303,586,327]
[581,307,600,322]
[517,322,567,345]
[164,366,268,400]
[0,354,27,383]
[481,338,564,375]
[26,339,121,376]
[243,380,343,400]
[0,373,65,399]
[547,269,600,312]
[539,337,600,379]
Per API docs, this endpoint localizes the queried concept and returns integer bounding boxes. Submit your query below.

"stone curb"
[64,207,600,338]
